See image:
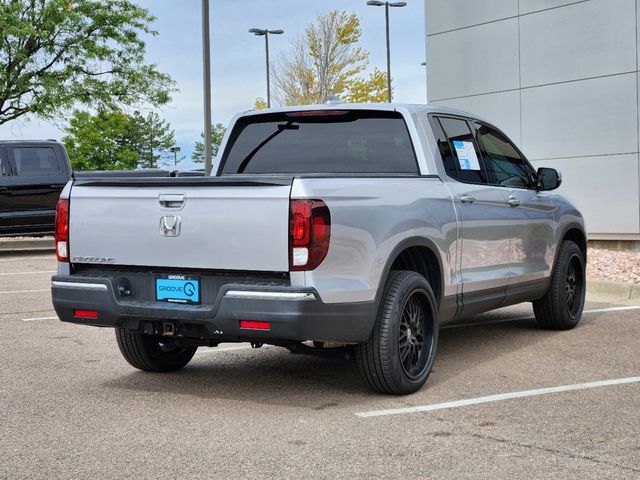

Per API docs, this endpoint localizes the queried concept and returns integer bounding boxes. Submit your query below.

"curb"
[586,279,639,302]
[0,238,55,253]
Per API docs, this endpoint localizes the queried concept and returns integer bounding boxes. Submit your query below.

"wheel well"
[390,246,442,304]
[562,228,587,260]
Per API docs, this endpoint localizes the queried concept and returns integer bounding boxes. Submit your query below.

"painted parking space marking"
[356,376,640,418]
[196,344,275,355]
[446,305,640,329]
[0,255,53,263]
[0,289,49,294]
[582,305,640,314]
[0,270,56,277]
[22,316,58,322]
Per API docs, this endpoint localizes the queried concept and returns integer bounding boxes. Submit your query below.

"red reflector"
[73,309,98,319]
[239,320,270,331]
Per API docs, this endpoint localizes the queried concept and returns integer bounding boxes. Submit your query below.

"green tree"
[192,123,227,163]
[0,0,175,126]
[63,109,176,171]
[129,111,175,169]
[271,11,389,105]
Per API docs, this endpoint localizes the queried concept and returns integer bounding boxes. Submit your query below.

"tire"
[533,241,586,330]
[115,328,197,372]
[356,271,439,395]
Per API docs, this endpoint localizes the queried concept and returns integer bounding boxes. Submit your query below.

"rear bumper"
[51,275,376,343]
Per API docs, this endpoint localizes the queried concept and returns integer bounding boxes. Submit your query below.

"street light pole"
[202,0,212,175]
[421,61,427,102]
[249,28,284,108]
[265,32,271,108]
[170,146,181,167]
[385,2,391,103]
[367,1,407,103]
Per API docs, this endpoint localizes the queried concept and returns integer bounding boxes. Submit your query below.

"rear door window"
[433,116,488,184]
[219,110,419,175]
[10,147,62,177]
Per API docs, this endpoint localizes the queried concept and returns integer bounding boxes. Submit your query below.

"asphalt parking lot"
[1,252,639,480]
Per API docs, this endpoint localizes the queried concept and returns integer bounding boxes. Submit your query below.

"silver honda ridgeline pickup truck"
[52,104,586,395]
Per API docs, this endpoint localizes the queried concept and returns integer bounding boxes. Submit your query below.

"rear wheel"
[115,328,197,372]
[533,241,586,330]
[356,271,439,395]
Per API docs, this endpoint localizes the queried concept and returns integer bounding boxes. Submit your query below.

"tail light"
[289,199,331,271]
[55,198,69,262]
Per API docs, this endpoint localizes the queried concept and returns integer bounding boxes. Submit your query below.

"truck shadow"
[103,312,562,410]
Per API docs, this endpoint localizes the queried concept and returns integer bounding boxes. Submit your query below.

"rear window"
[11,147,61,177]
[219,110,418,175]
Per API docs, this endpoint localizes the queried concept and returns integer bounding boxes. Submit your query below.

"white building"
[425,0,640,244]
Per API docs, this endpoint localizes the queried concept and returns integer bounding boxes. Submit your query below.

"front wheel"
[115,328,197,372]
[356,271,439,395]
[533,240,586,330]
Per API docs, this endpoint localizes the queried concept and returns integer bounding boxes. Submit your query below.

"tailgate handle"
[159,194,185,208]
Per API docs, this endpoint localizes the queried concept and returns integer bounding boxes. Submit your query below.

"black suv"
[0,141,71,237]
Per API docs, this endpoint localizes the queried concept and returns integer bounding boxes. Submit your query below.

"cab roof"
[241,102,481,120]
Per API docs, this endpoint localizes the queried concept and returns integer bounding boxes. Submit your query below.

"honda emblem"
[160,215,181,237]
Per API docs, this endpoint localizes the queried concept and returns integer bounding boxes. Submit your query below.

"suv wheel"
[533,241,586,330]
[115,328,197,372]
[356,270,439,395]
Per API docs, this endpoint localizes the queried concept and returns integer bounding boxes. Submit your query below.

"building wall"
[425,0,640,240]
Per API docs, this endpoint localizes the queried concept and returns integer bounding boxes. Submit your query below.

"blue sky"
[0,0,427,166]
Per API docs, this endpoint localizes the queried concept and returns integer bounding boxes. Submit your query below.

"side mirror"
[536,167,562,191]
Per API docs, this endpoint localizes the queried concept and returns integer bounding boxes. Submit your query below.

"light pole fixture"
[201,0,212,175]
[170,146,181,166]
[421,62,428,103]
[367,1,407,103]
[249,28,284,108]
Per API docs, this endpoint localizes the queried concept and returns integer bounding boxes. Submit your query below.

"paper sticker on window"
[453,140,481,171]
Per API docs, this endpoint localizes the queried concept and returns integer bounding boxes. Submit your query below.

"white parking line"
[447,305,640,329]
[356,376,640,418]
[0,255,53,262]
[0,270,56,276]
[196,344,275,355]
[0,289,49,294]
[583,305,640,314]
[22,316,58,322]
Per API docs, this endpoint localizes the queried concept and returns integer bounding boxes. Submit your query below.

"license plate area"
[155,275,200,305]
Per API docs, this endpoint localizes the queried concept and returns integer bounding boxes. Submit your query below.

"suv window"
[434,116,488,184]
[219,110,418,175]
[474,123,533,189]
[0,153,8,177]
[11,147,61,177]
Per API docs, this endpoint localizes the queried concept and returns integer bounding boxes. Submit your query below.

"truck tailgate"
[68,177,292,272]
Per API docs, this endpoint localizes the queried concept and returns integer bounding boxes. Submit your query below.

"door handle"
[459,195,476,204]
[159,193,185,208]
[0,186,8,192]
[508,196,521,207]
